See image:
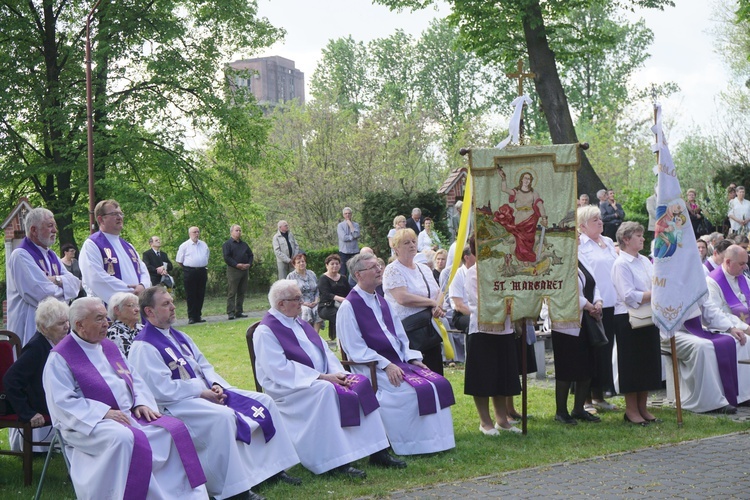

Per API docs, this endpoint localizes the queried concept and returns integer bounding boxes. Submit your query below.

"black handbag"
[0,393,13,416]
[578,261,609,348]
[401,308,441,351]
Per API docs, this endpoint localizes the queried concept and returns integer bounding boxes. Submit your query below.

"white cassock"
[253,308,390,474]
[128,327,299,499]
[7,245,80,345]
[43,333,207,500]
[338,287,455,456]
[661,299,747,412]
[79,232,150,304]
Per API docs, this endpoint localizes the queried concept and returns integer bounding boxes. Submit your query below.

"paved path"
[389,431,750,498]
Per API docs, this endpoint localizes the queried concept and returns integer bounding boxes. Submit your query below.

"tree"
[371,0,675,195]
[0,0,281,247]
[310,36,371,116]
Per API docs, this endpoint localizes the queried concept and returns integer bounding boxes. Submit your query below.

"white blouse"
[611,252,653,315]
[578,233,618,308]
[382,260,440,320]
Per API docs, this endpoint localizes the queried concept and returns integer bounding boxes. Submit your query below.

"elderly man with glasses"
[79,199,151,304]
[253,279,405,478]
[338,253,455,456]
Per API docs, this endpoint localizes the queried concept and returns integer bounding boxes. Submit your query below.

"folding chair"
[34,427,72,500]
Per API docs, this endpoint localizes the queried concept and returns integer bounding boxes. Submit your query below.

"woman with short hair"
[388,215,406,256]
[318,254,351,341]
[106,292,142,356]
[287,253,323,332]
[383,228,445,374]
[612,222,662,426]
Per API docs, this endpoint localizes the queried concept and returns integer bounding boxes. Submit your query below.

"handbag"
[0,393,13,416]
[401,308,442,351]
[628,302,654,329]
[582,311,608,347]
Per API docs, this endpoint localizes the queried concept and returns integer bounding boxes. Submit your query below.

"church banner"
[469,145,581,331]
[651,103,707,335]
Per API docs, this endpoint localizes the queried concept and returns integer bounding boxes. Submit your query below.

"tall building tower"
[227,56,305,110]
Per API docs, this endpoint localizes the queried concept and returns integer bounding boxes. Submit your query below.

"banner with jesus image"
[469,145,581,331]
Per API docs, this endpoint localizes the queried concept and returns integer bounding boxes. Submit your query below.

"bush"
[361,190,448,257]
[301,247,340,276]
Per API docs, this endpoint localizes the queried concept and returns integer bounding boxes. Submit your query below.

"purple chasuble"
[704,259,715,273]
[18,237,63,276]
[259,312,379,427]
[345,289,455,415]
[134,322,275,443]
[683,316,739,406]
[53,335,206,495]
[89,231,141,280]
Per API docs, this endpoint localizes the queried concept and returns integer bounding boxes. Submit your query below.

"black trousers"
[183,266,207,321]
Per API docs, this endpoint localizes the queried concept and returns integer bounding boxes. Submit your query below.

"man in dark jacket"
[223,225,253,320]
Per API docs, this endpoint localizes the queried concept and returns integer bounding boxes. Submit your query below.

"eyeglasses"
[282,296,303,303]
[102,211,125,218]
[360,264,382,273]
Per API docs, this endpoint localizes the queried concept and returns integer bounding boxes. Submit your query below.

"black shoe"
[196,318,206,323]
[228,315,235,320]
[266,470,302,486]
[571,410,601,423]
[554,413,577,425]
[247,491,266,500]
[332,465,367,479]
[623,413,649,426]
[369,449,407,468]
[709,404,737,414]
[737,400,750,407]
[188,318,196,324]
[236,313,248,318]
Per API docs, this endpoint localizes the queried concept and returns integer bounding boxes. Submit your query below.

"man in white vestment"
[254,280,404,477]
[43,297,207,500]
[667,245,750,413]
[129,287,301,500]
[338,253,456,455]
[79,199,150,303]
[7,208,80,345]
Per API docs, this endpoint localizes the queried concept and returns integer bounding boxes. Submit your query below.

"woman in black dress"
[317,254,352,341]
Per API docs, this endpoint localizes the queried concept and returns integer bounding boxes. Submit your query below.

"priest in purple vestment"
[129,286,301,500]
[43,297,207,500]
[7,207,80,345]
[253,280,405,477]
[79,199,150,304]
[338,253,455,456]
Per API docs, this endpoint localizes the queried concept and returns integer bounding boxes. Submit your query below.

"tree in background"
[0,0,281,249]
[371,0,676,196]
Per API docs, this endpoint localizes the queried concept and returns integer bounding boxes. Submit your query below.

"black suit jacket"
[3,331,52,421]
[143,248,173,286]
[406,217,425,234]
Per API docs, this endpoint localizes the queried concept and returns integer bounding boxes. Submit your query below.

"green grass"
[173,292,270,319]
[3,318,749,499]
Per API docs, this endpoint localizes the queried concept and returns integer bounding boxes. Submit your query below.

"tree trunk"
[522,0,604,196]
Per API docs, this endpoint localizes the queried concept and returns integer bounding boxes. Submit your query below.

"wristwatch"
[54,276,62,286]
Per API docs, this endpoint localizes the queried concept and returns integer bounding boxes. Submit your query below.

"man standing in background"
[273,220,300,280]
[143,236,173,288]
[223,224,253,320]
[176,226,209,324]
[337,207,360,276]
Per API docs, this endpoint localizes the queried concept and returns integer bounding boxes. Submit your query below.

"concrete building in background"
[227,56,305,110]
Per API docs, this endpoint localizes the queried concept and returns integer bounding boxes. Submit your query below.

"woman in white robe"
[253,306,390,474]
[43,332,207,500]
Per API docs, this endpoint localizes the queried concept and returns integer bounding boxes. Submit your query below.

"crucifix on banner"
[505,58,536,145]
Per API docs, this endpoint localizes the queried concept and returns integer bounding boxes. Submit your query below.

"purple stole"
[260,312,379,427]
[89,231,140,279]
[709,267,750,320]
[18,237,62,276]
[704,259,716,273]
[346,289,455,415]
[53,335,206,496]
[683,316,739,406]
[135,322,275,443]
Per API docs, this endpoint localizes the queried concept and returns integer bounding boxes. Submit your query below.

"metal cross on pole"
[506,58,536,145]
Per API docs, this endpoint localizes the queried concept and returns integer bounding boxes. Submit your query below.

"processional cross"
[506,58,536,144]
